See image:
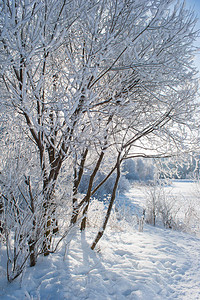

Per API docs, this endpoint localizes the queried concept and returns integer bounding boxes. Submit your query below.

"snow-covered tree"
[0,0,198,279]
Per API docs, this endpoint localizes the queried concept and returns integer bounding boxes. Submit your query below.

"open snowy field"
[124,180,200,236]
[0,181,200,299]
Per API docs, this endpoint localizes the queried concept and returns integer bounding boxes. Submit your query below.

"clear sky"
[187,0,200,72]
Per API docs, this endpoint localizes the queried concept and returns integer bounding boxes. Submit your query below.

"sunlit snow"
[0,181,200,300]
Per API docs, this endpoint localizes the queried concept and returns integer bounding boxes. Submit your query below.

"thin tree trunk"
[71,149,88,225]
[69,160,119,224]
[43,216,52,256]
[80,151,105,231]
[29,235,36,267]
[91,153,121,250]
[80,116,113,231]
[24,176,37,267]
[42,153,63,255]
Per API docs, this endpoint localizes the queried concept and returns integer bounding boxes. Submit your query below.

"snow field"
[125,180,200,236]
[1,225,200,299]
[0,181,200,299]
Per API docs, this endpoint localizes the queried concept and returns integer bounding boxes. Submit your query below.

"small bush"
[145,183,180,230]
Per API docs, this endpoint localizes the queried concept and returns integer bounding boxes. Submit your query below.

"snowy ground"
[0,181,200,299]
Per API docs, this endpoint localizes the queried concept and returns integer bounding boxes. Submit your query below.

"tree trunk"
[42,216,52,256]
[29,239,36,267]
[71,149,88,225]
[91,153,121,250]
[41,161,61,255]
[80,151,105,231]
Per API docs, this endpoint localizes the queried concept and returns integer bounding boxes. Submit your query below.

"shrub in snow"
[182,182,200,235]
[87,198,105,228]
[87,196,138,232]
[145,182,180,230]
